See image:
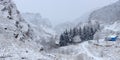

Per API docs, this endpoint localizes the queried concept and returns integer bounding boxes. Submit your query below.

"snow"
[1,0,120,60]
[43,39,120,60]
[89,0,120,24]
[22,13,52,28]
[73,35,81,43]
[0,0,56,60]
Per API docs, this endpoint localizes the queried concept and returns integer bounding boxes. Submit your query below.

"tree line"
[59,22,100,46]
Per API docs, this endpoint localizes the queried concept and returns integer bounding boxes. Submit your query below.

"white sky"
[13,0,118,26]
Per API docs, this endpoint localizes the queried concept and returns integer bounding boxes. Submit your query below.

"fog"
[13,0,118,25]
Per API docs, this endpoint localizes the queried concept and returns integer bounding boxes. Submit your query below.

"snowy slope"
[21,13,57,50]
[0,0,56,60]
[0,0,44,60]
[89,0,120,24]
[42,39,120,60]
[22,13,55,37]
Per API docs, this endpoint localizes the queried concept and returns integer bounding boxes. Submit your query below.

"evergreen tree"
[68,29,74,43]
[59,29,70,46]
[78,27,82,36]
[59,34,66,46]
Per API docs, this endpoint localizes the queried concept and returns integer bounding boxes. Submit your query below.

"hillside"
[89,0,120,24]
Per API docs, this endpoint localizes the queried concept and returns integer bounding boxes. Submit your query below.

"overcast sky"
[13,0,118,25]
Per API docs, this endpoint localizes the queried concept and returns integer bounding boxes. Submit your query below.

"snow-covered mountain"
[0,0,57,60]
[89,0,120,24]
[55,0,120,33]
[89,0,120,39]
[1,0,120,60]
[53,0,120,60]
[0,0,46,59]
[22,13,57,49]
[0,0,33,44]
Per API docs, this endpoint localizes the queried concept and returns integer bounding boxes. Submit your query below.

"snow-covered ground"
[41,39,120,60]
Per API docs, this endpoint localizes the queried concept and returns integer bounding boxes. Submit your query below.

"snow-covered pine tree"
[59,29,70,46]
